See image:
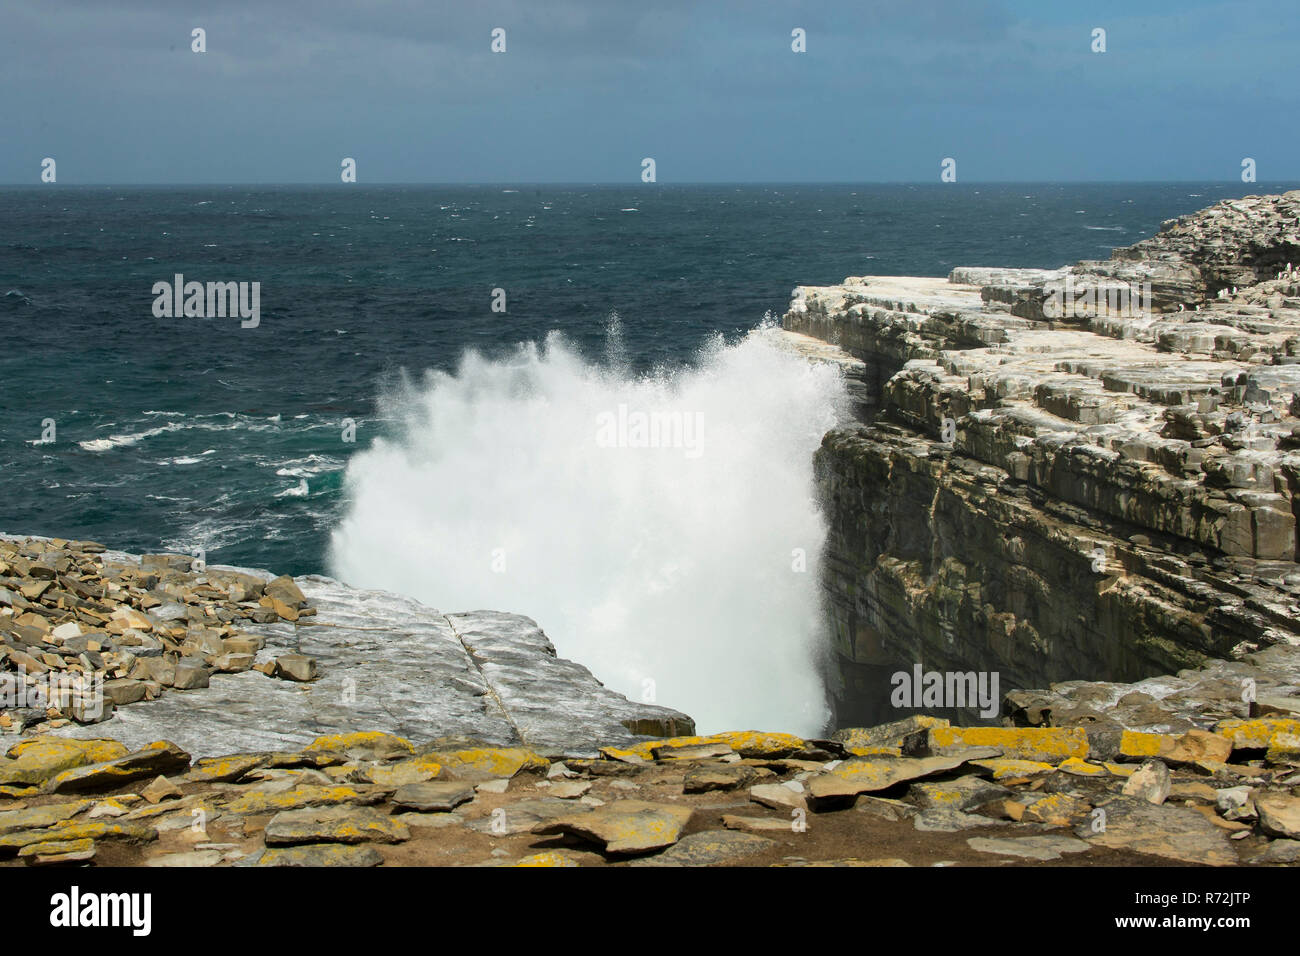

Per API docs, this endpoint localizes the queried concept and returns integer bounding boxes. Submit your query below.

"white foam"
[329,324,847,735]
[276,479,310,497]
[79,423,184,451]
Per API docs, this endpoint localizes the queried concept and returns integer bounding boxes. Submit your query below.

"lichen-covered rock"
[252,844,384,867]
[221,784,385,815]
[0,738,129,786]
[18,837,96,865]
[0,800,93,834]
[1214,717,1300,751]
[304,732,414,761]
[420,747,547,781]
[263,806,410,845]
[632,829,774,866]
[531,800,693,854]
[925,727,1088,764]
[808,750,999,800]
[44,741,191,794]
[833,716,949,754]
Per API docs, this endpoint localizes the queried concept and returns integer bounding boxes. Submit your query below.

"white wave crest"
[329,326,847,735]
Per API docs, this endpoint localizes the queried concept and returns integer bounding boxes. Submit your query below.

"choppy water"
[6,182,1291,575]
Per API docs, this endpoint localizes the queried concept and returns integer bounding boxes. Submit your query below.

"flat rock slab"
[188,754,269,784]
[47,572,691,757]
[655,743,736,761]
[684,764,756,793]
[546,780,592,799]
[222,785,386,816]
[0,801,93,835]
[467,798,589,836]
[1,821,156,855]
[17,838,96,865]
[391,781,476,813]
[532,800,693,854]
[420,747,547,781]
[145,850,223,867]
[925,728,1089,764]
[45,742,191,794]
[722,814,799,833]
[967,835,1092,861]
[264,806,410,845]
[1075,797,1240,866]
[912,808,1004,833]
[249,844,385,867]
[808,749,1001,800]
[394,812,464,831]
[632,830,775,866]
[750,782,807,811]
[0,738,128,787]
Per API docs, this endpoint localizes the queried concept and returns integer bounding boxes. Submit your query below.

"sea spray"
[328,324,848,735]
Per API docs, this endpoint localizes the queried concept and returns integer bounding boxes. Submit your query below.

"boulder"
[1256,793,1300,839]
[1122,759,1172,805]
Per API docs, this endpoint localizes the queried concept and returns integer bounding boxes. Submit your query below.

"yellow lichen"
[1213,717,1300,750]
[928,726,1088,761]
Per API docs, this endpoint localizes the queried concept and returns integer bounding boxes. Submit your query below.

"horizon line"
[3,180,1298,188]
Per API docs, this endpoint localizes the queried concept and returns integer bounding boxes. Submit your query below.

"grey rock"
[1075,796,1239,866]
[912,808,1003,833]
[391,781,476,813]
[632,830,775,866]
[1253,838,1300,864]
[967,835,1092,861]
[48,572,693,757]
[469,797,590,836]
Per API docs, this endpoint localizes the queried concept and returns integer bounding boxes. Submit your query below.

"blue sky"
[2,0,1295,183]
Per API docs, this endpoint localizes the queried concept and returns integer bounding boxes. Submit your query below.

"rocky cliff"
[783,191,1300,728]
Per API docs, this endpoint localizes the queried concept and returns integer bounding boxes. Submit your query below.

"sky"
[2,0,1297,184]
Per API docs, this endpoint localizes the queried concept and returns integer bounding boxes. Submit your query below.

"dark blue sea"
[3,182,1292,575]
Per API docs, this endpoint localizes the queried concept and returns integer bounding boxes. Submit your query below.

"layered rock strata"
[783,191,1300,727]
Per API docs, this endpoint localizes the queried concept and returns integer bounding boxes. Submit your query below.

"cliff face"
[785,192,1300,728]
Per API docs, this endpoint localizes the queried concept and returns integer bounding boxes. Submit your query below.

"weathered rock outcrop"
[783,191,1300,728]
[0,536,692,758]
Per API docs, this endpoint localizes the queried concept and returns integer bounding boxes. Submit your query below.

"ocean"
[4,180,1296,732]
[6,181,1290,576]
